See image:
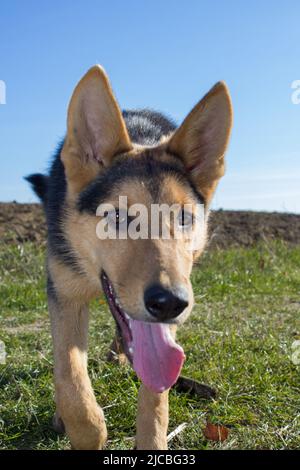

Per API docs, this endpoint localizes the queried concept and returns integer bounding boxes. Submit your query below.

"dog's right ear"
[61,65,132,196]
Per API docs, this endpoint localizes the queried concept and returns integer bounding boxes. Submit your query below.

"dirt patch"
[208,210,300,249]
[0,202,299,249]
[0,202,46,246]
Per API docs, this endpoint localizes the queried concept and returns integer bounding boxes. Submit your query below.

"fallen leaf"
[203,422,229,442]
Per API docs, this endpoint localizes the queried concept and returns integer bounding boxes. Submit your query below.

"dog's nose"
[144,285,188,321]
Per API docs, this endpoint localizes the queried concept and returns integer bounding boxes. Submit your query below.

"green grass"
[0,241,300,449]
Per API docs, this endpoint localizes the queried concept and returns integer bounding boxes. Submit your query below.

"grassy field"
[0,240,300,450]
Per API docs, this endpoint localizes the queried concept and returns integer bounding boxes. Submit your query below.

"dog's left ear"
[168,82,233,204]
[62,65,133,196]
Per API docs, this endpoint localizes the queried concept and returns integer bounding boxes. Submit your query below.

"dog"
[26,65,232,450]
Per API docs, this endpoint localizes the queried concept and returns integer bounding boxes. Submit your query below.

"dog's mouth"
[101,271,134,362]
[101,271,185,393]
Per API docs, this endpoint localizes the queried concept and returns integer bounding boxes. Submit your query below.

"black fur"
[77,151,184,213]
[25,173,49,204]
[47,144,86,274]
[122,109,176,145]
[47,274,57,301]
[27,142,84,274]
[77,150,203,214]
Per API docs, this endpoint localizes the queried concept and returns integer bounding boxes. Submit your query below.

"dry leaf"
[203,422,229,442]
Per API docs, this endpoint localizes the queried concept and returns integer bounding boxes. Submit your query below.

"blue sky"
[0,0,300,212]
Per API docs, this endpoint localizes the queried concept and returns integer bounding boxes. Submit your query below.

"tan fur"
[49,296,107,449]
[61,65,132,198]
[48,65,232,450]
[58,176,197,323]
[48,254,99,303]
[136,324,177,449]
[107,330,129,365]
[168,81,233,204]
[136,386,169,449]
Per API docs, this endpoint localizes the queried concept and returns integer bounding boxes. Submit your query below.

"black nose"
[144,285,189,321]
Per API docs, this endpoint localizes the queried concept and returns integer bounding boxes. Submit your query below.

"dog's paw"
[52,412,66,434]
[106,349,129,366]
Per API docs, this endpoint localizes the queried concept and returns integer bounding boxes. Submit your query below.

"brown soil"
[0,202,299,249]
[0,203,46,246]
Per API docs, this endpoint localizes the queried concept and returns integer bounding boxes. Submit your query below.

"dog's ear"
[61,65,132,196]
[168,82,232,204]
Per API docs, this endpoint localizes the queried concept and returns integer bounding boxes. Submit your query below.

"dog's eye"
[177,210,193,229]
[106,208,128,230]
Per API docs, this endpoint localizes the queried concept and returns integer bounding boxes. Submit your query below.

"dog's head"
[61,66,232,384]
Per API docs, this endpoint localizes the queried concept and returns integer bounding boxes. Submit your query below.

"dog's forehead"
[114,172,194,207]
[77,149,201,213]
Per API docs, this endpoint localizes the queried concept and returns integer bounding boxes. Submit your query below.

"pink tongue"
[131,319,185,393]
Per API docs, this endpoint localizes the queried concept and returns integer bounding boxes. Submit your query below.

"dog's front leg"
[135,324,179,449]
[49,297,107,450]
[136,385,169,450]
